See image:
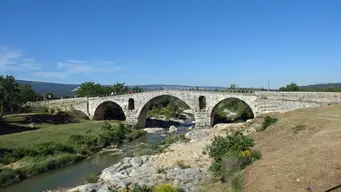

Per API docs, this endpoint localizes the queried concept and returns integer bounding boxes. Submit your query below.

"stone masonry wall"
[26,90,341,128]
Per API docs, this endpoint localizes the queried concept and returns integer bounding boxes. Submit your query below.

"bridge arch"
[137,94,194,128]
[93,101,126,121]
[210,97,254,126]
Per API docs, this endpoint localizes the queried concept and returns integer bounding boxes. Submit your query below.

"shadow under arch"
[137,95,194,128]
[93,101,126,121]
[210,97,254,126]
[71,109,90,120]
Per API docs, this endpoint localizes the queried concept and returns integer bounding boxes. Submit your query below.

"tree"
[76,82,104,97]
[131,86,143,93]
[0,75,19,117]
[279,83,300,92]
[17,84,36,103]
[44,92,56,100]
[112,83,128,94]
[230,84,238,89]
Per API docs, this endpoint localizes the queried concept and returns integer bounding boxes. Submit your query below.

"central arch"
[210,97,254,126]
[137,95,194,128]
[93,101,126,121]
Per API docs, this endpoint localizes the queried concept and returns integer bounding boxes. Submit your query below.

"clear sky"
[0,0,340,88]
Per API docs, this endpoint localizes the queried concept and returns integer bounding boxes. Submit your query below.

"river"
[1,125,190,192]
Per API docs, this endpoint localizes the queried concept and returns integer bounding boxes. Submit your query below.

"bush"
[131,183,152,192]
[175,160,191,169]
[152,184,182,192]
[0,168,19,187]
[0,122,145,187]
[207,131,261,182]
[31,106,49,113]
[257,116,278,132]
[126,130,145,141]
[292,125,306,134]
[231,172,243,192]
[160,133,188,148]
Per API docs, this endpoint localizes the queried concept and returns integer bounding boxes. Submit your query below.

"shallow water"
[2,125,189,192]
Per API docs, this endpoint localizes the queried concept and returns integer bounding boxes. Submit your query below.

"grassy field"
[0,120,103,149]
[0,112,144,187]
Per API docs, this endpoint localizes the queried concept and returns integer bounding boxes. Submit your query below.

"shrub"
[175,160,191,169]
[257,116,278,132]
[207,131,261,181]
[126,130,145,141]
[31,106,49,113]
[0,168,19,187]
[231,172,243,192]
[131,183,152,192]
[152,184,181,192]
[292,125,306,134]
[160,133,188,148]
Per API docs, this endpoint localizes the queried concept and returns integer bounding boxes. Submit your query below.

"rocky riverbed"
[51,121,258,192]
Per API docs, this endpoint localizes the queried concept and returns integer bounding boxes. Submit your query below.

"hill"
[301,83,341,89]
[244,105,341,192]
[16,80,79,96]
[16,80,226,96]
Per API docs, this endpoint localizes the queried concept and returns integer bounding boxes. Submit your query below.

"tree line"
[75,82,143,97]
[279,82,341,92]
[0,75,42,118]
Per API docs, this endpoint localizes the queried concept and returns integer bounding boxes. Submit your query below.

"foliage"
[292,124,306,134]
[160,133,188,148]
[175,160,191,169]
[206,131,261,182]
[0,75,44,117]
[135,133,188,156]
[147,96,189,119]
[256,116,278,132]
[131,183,152,192]
[43,92,56,100]
[279,82,341,92]
[0,75,19,117]
[0,122,145,186]
[76,82,105,97]
[75,82,131,97]
[213,98,254,125]
[279,83,300,91]
[17,84,36,104]
[152,184,182,192]
[231,172,243,192]
[0,154,84,187]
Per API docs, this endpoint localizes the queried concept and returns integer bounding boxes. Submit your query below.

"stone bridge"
[28,90,341,128]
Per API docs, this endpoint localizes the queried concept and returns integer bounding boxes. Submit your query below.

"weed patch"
[206,131,261,184]
[292,125,306,134]
[257,116,278,132]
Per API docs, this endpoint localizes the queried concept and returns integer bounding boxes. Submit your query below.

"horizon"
[1,1,341,89]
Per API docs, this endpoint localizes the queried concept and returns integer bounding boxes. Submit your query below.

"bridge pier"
[194,112,211,128]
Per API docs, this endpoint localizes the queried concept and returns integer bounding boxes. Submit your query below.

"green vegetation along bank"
[0,113,144,187]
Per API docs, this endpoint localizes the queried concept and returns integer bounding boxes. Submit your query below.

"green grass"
[0,121,103,149]
[0,113,145,187]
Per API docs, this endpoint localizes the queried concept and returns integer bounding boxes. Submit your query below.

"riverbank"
[0,113,145,187]
[52,121,258,192]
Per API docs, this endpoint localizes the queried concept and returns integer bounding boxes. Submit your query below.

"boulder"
[168,125,178,133]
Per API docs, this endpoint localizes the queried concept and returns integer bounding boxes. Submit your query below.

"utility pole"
[268,79,271,91]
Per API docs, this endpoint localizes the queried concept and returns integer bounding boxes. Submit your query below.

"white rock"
[168,125,178,133]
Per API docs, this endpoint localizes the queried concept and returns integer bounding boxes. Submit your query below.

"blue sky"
[0,0,340,88]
